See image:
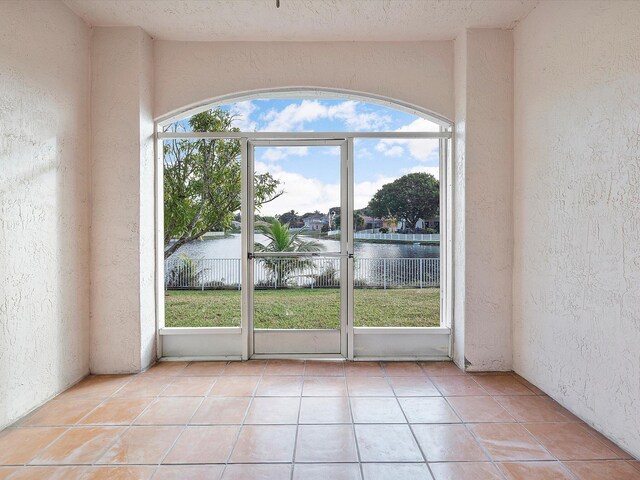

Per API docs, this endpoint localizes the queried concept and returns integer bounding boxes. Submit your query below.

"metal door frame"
[242,139,351,359]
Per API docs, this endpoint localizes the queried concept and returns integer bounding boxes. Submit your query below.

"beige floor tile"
[163,425,239,464]
[295,425,358,462]
[473,375,535,395]
[293,464,361,480]
[469,423,553,461]
[350,397,406,423]
[412,424,487,462]
[563,460,640,480]
[142,362,189,377]
[134,397,202,425]
[298,397,352,424]
[183,362,227,376]
[498,461,575,480]
[31,426,124,465]
[19,398,102,427]
[191,397,251,425]
[229,425,296,463]
[496,396,578,423]
[223,361,267,376]
[208,377,260,397]
[154,465,225,480]
[447,396,514,423]
[355,424,423,462]
[79,398,151,425]
[6,466,88,480]
[418,361,466,377]
[221,464,292,480]
[382,362,425,376]
[61,375,132,399]
[429,462,503,480]
[0,427,65,465]
[161,377,216,397]
[303,376,348,396]
[0,467,19,480]
[525,423,620,460]
[264,360,305,376]
[113,376,172,398]
[362,463,431,480]
[83,466,156,479]
[344,361,385,377]
[244,397,300,424]
[97,426,183,464]
[346,377,394,396]
[388,376,440,396]
[431,376,487,396]
[304,360,345,376]
[255,376,302,396]
[399,397,460,423]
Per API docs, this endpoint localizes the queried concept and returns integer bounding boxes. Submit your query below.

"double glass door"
[243,140,351,356]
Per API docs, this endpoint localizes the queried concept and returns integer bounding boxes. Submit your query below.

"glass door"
[246,140,349,356]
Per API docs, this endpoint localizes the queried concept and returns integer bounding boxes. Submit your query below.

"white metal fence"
[326,231,439,242]
[165,257,439,290]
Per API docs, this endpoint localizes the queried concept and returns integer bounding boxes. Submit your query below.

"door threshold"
[250,353,345,360]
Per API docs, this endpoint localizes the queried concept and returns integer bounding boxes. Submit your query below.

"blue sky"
[186,98,441,215]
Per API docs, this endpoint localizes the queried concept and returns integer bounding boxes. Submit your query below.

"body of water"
[173,234,439,260]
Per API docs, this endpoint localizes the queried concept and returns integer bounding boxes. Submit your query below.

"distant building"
[303,215,328,231]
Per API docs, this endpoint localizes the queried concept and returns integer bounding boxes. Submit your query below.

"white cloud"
[260,146,309,162]
[255,157,404,214]
[230,101,258,131]
[400,165,440,178]
[254,161,340,216]
[382,145,404,157]
[375,117,441,162]
[261,100,391,131]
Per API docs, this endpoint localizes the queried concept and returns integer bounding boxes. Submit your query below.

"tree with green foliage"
[367,173,439,231]
[163,109,281,259]
[254,219,323,287]
[276,210,303,228]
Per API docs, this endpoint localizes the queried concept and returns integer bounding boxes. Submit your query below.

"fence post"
[383,258,387,290]
[419,259,423,289]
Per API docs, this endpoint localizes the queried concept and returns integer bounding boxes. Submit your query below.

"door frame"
[157,130,453,361]
[243,139,350,359]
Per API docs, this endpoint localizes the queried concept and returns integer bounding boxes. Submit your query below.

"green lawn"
[165,288,440,328]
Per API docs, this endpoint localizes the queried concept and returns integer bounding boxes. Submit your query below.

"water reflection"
[174,234,439,259]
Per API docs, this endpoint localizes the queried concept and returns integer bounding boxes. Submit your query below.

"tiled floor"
[0,360,638,480]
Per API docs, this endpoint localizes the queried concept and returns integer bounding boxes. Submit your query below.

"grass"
[165,287,440,328]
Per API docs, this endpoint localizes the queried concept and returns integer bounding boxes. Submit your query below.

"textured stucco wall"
[154,41,454,121]
[452,32,467,368]
[453,29,514,371]
[90,27,156,374]
[513,1,640,457]
[0,1,91,429]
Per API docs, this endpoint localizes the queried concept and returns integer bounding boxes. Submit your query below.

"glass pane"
[163,137,242,327]
[253,145,342,329]
[353,138,441,327]
[253,256,341,329]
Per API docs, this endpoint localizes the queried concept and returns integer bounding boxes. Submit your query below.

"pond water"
[173,234,439,259]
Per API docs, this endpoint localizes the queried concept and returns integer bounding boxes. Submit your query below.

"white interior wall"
[0,0,91,429]
[513,0,640,457]
[453,29,514,371]
[153,41,454,121]
[90,27,156,374]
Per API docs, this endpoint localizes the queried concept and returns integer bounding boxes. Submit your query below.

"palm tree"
[254,219,323,287]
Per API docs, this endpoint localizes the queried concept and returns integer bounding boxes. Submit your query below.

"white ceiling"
[63,0,538,42]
